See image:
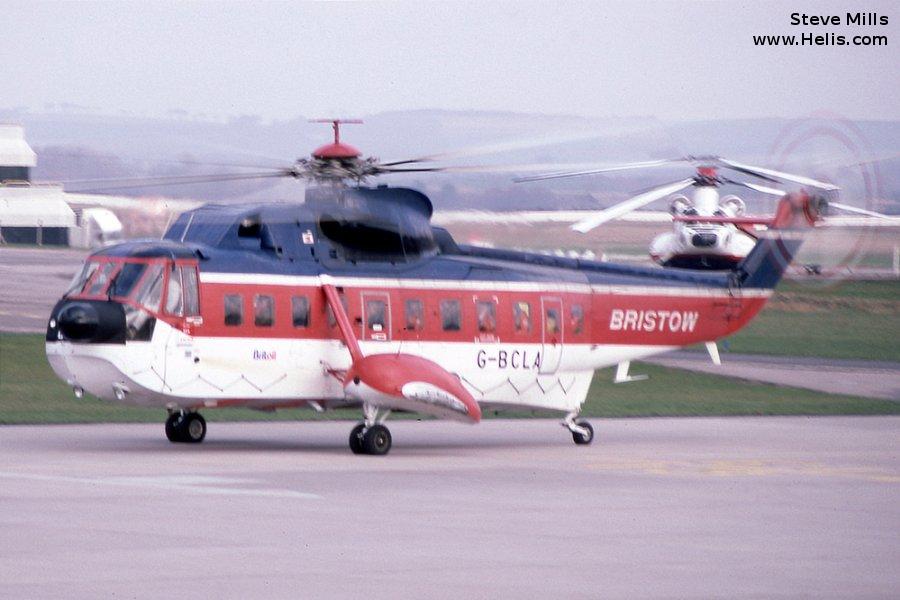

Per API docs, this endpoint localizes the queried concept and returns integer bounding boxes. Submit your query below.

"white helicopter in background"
[515,155,880,270]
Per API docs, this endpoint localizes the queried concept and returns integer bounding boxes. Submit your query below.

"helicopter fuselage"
[44,185,817,434]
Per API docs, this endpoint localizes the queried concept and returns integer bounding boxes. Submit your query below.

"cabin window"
[86,262,117,296]
[254,294,275,327]
[224,294,243,326]
[476,300,497,333]
[570,304,584,334]
[182,267,200,316]
[326,293,349,328]
[135,264,164,312]
[109,263,147,298]
[545,307,560,334]
[440,299,461,331]
[291,296,310,327]
[405,299,424,331]
[366,300,387,332]
[165,265,184,316]
[513,301,531,333]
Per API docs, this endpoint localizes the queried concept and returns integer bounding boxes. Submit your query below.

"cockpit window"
[182,267,200,316]
[109,263,147,298]
[165,265,184,316]
[85,262,118,296]
[135,264,164,312]
[66,261,100,295]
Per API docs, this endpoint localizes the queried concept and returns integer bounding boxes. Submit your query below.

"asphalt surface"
[0,418,897,599]
[0,246,87,332]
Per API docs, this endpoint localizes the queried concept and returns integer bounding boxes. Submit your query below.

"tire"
[362,424,392,456]
[182,412,207,443]
[572,420,594,445]
[349,423,366,454]
[165,412,185,443]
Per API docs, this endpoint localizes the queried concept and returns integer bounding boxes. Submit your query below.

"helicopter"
[45,120,829,455]
[515,156,882,270]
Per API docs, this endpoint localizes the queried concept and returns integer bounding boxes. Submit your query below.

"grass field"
[1,333,896,425]
[721,280,899,361]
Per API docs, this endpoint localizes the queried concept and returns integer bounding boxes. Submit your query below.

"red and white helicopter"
[516,156,880,270]
[46,121,829,455]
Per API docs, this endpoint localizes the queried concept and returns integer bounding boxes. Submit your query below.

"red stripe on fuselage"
[156,277,769,347]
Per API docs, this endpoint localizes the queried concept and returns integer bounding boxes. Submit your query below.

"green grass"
[721,279,899,361]
[1,333,896,425]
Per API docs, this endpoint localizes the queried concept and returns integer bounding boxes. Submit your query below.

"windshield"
[84,262,118,296]
[65,261,100,296]
[109,263,148,298]
[134,264,165,312]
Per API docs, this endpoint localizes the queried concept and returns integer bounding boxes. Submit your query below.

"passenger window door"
[361,292,391,341]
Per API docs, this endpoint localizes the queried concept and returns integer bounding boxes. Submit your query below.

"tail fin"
[734,192,827,289]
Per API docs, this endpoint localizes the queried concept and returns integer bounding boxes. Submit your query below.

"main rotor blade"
[65,172,288,193]
[829,201,897,220]
[515,159,677,183]
[717,158,839,191]
[722,178,786,197]
[379,128,658,167]
[55,170,290,186]
[571,178,695,233]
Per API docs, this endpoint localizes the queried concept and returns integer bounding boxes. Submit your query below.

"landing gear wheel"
[572,420,594,445]
[349,423,366,454]
[165,411,185,443]
[362,424,392,456]
[182,412,207,443]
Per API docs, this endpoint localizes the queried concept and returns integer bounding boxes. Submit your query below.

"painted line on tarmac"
[0,472,321,499]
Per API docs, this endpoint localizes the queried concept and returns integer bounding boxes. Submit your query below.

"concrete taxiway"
[0,418,897,598]
[0,246,86,332]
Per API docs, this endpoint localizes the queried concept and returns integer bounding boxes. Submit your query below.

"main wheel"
[182,412,207,443]
[348,423,366,454]
[362,424,392,456]
[572,420,594,445]
[165,412,185,443]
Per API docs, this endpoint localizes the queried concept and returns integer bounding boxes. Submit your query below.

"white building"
[0,124,76,245]
[0,124,125,247]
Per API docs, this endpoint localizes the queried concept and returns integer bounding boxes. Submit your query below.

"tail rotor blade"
[571,178,695,233]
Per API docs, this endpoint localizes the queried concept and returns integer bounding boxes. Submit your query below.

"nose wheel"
[165,410,207,443]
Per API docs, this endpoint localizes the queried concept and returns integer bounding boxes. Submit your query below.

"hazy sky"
[2,0,898,122]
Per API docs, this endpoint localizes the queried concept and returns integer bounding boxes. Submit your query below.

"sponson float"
[45,124,828,455]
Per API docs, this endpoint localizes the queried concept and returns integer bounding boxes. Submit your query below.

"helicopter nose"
[57,303,99,340]
[51,300,127,344]
[691,232,718,247]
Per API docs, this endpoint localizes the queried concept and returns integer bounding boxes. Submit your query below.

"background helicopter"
[515,156,889,270]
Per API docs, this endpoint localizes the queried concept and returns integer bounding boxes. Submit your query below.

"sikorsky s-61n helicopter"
[46,121,828,455]
[516,156,876,270]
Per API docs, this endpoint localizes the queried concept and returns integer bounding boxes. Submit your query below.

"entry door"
[361,292,391,342]
[539,297,564,374]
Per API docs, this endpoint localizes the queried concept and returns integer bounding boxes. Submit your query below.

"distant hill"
[2,107,897,213]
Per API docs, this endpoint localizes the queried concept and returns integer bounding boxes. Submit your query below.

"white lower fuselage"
[46,318,673,414]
